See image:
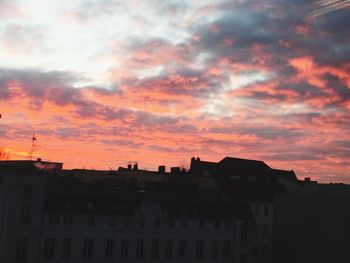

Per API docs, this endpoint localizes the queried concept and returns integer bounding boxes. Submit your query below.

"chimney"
[304,177,311,182]
[133,163,138,171]
[127,164,132,170]
[170,167,180,174]
[158,165,165,173]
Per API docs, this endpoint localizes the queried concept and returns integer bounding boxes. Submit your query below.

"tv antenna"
[28,133,38,160]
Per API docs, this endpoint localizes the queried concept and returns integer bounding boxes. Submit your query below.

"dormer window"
[248,176,256,182]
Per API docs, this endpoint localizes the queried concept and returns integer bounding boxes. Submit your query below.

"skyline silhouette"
[0,0,349,183]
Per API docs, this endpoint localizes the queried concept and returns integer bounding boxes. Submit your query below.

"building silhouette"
[0,156,349,263]
[0,159,252,263]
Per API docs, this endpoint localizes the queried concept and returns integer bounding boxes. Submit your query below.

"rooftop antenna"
[28,133,38,160]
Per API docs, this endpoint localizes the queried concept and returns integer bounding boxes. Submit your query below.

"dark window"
[151,239,160,260]
[254,224,259,236]
[82,239,94,260]
[165,240,173,259]
[139,218,146,227]
[198,220,205,229]
[23,187,32,198]
[254,204,259,216]
[105,239,114,260]
[120,239,129,260]
[181,219,187,228]
[48,215,54,224]
[15,239,28,262]
[20,203,31,225]
[212,240,219,259]
[264,205,269,216]
[168,219,174,228]
[109,216,116,226]
[43,239,56,261]
[154,218,160,228]
[136,239,144,260]
[196,240,204,259]
[241,224,248,246]
[225,221,231,230]
[124,217,130,227]
[62,239,71,261]
[214,220,221,229]
[252,245,258,263]
[63,215,73,224]
[262,245,268,256]
[87,216,95,226]
[223,240,231,259]
[48,215,60,224]
[178,240,186,259]
[263,225,268,237]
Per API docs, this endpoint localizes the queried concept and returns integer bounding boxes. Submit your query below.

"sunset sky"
[0,0,349,182]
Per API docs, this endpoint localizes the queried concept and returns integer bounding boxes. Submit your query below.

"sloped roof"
[0,160,62,175]
[269,168,298,183]
[219,157,270,170]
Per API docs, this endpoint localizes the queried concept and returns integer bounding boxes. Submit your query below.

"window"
[87,216,95,226]
[198,220,205,229]
[63,215,73,224]
[196,240,204,259]
[223,240,231,259]
[109,216,116,226]
[120,239,129,260]
[105,239,114,260]
[212,240,219,259]
[225,221,231,230]
[248,176,256,182]
[48,214,60,224]
[139,218,146,228]
[214,220,221,229]
[181,219,187,228]
[241,224,248,247]
[88,202,94,210]
[62,239,71,261]
[23,187,32,198]
[178,240,186,259]
[15,239,28,262]
[43,239,56,261]
[82,239,94,260]
[254,204,259,216]
[252,245,258,263]
[154,218,160,228]
[168,219,174,228]
[124,217,130,227]
[240,254,247,263]
[262,245,268,256]
[263,225,268,237]
[20,203,31,225]
[165,240,173,259]
[151,239,160,260]
[136,239,144,260]
[264,204,269,216]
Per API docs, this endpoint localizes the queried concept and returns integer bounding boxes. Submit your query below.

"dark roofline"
[219,157,271,169]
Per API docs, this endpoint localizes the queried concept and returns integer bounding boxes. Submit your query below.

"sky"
[0,0,349,183]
